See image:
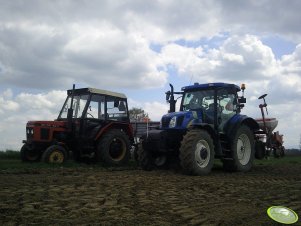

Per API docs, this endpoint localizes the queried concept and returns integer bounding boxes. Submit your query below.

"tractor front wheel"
[223,125,254,172]
[180,129,215,175]
[42,145,67,163]
[96,129,130,166]
[137,142,154,171]
[20,144,41,162]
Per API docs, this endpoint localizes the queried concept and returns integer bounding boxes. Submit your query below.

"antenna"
[189,74,194,85]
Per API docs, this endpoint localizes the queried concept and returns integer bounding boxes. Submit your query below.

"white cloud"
[0,90,66,150]
[128,98,169,121]
[0,1,301,149]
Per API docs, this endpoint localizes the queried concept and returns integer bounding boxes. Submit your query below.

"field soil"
[0,159,301,226]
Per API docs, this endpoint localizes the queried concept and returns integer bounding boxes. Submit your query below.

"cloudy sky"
[1,0,301,150]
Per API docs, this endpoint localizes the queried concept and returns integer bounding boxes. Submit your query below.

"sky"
[0,0,301,150]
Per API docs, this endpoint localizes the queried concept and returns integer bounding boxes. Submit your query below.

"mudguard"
[224,114,259,139]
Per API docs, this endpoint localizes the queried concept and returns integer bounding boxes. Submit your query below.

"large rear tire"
[96,129,130,166]
[179,129,215,175]
[20,144,41,162]
[223,125,255,172]
[42,145,67,163]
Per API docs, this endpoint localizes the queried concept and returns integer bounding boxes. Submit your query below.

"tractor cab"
[58,88,129,122]
[161,83,246,133]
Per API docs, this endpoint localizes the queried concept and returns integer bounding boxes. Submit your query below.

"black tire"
[179,129,215,175]
[137,142,154,171]
[20,144,41,162]
[42,145,67,163]
[273,146,284,158]
[223,125,255,172]
[96,129,130,166]
[280,146,285,157]
[255,140,265,160]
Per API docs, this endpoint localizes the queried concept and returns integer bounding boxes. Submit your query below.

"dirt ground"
[0,161,300,226]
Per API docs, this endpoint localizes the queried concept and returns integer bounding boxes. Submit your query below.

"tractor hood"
[160,111,202,129]
[26,120,67,128]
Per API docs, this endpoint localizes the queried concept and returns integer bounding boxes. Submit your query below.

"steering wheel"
[86,112,94,118]
[258,94,267,99]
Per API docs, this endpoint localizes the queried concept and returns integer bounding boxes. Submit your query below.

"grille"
[161,117,171,128]
[40,128,50,140]
[176,116,184,127]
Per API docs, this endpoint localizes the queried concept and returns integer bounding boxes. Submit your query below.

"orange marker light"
[241,83,246,90]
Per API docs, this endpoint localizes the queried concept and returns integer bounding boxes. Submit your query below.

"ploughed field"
[0,157,301,226]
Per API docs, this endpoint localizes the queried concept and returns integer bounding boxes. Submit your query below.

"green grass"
[0,149,139,172]
[254,155,301,165]
[0,150,20,159]
[0,150,300,172]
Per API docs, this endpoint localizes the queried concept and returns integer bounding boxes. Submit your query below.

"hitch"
[258,93,268,133]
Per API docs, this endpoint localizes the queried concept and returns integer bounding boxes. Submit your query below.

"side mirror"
[165,91,171,102]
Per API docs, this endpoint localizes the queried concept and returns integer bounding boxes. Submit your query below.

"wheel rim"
[109,138,126,161]
[49,150,64,163]
[237,134,251,165]
[154,155,167,166]
[194,140,210,168]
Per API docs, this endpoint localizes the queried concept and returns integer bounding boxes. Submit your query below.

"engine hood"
[26,120,67,128]
[161,111,202,129]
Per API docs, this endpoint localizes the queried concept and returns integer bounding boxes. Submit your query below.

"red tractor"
[20,85,134,165]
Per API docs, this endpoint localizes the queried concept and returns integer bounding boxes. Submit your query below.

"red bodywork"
[26,120,68,143]
[25,120,134,145]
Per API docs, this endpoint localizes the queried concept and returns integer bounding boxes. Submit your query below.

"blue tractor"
[137,82,260,175]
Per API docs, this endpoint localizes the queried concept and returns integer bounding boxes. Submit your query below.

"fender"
[224,114,259,139]
[189,120,223,156]
[190,120,215,138]
[94,121,134,141]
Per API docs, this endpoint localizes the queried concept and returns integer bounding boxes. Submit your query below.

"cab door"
[81,94,107,141]
[216,88,238,131]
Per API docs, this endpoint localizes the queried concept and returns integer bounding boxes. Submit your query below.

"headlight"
[169,116,177,128]
[26,128,34,135]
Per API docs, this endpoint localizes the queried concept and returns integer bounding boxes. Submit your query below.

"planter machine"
[254,94,285,159]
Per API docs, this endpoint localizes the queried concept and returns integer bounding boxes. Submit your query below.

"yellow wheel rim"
[110,138,126,161]
[49,150,64,163]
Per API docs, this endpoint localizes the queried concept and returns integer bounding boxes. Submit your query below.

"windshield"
[181,90,215,111]
[86,95,128,121]
[58,95,89,119]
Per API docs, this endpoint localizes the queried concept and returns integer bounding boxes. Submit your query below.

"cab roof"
[67,87,127,99]
[182,82,241,92]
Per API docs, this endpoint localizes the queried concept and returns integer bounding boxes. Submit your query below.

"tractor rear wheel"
[179,129,215,175]
[223,125,254,172]
[280,146,285,157]
[20,144,41,162]
[42,145,67,163]
[96,129,130,166]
